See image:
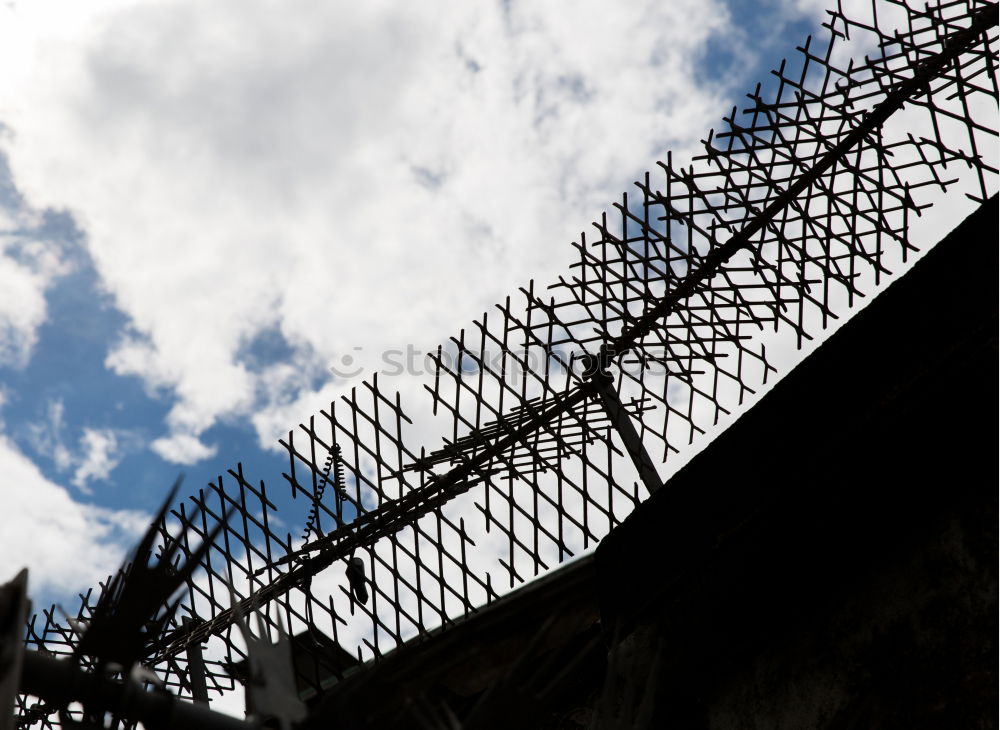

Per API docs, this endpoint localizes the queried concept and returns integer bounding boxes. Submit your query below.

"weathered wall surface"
[701,491,995,729]
[596,197,998,729]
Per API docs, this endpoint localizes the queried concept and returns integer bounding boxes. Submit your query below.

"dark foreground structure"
[311,198,998,728]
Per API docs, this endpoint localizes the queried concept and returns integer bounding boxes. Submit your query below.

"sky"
[0,0,982,616]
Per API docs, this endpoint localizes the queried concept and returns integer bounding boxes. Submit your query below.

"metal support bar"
[182,617,210,706]
[19,650,257,730]
[594,380,662,495]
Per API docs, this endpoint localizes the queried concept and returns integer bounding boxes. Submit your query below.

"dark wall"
[595,196,998,729]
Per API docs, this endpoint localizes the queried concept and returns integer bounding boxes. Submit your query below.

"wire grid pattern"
[18,1,998,725]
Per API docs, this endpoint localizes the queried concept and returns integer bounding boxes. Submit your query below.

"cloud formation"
[25,397,135,493]
[26,398,74,473]
[0,431,147,600]
[0,0,828,463]
[0,174,69,369]
[72,426,122,488]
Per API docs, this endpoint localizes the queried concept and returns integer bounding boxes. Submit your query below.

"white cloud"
[151,431,217,465]
[26,398,73,472]
[0,254,48,367]
[0,180,69,369]
[26,398,136,488]
[72,427,121,488]
[0,0,825,460]
[0,431,147,601]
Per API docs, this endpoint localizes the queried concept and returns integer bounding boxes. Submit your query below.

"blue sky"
[0,0,906,609]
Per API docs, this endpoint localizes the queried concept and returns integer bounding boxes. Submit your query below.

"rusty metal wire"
[18,1,998,725]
